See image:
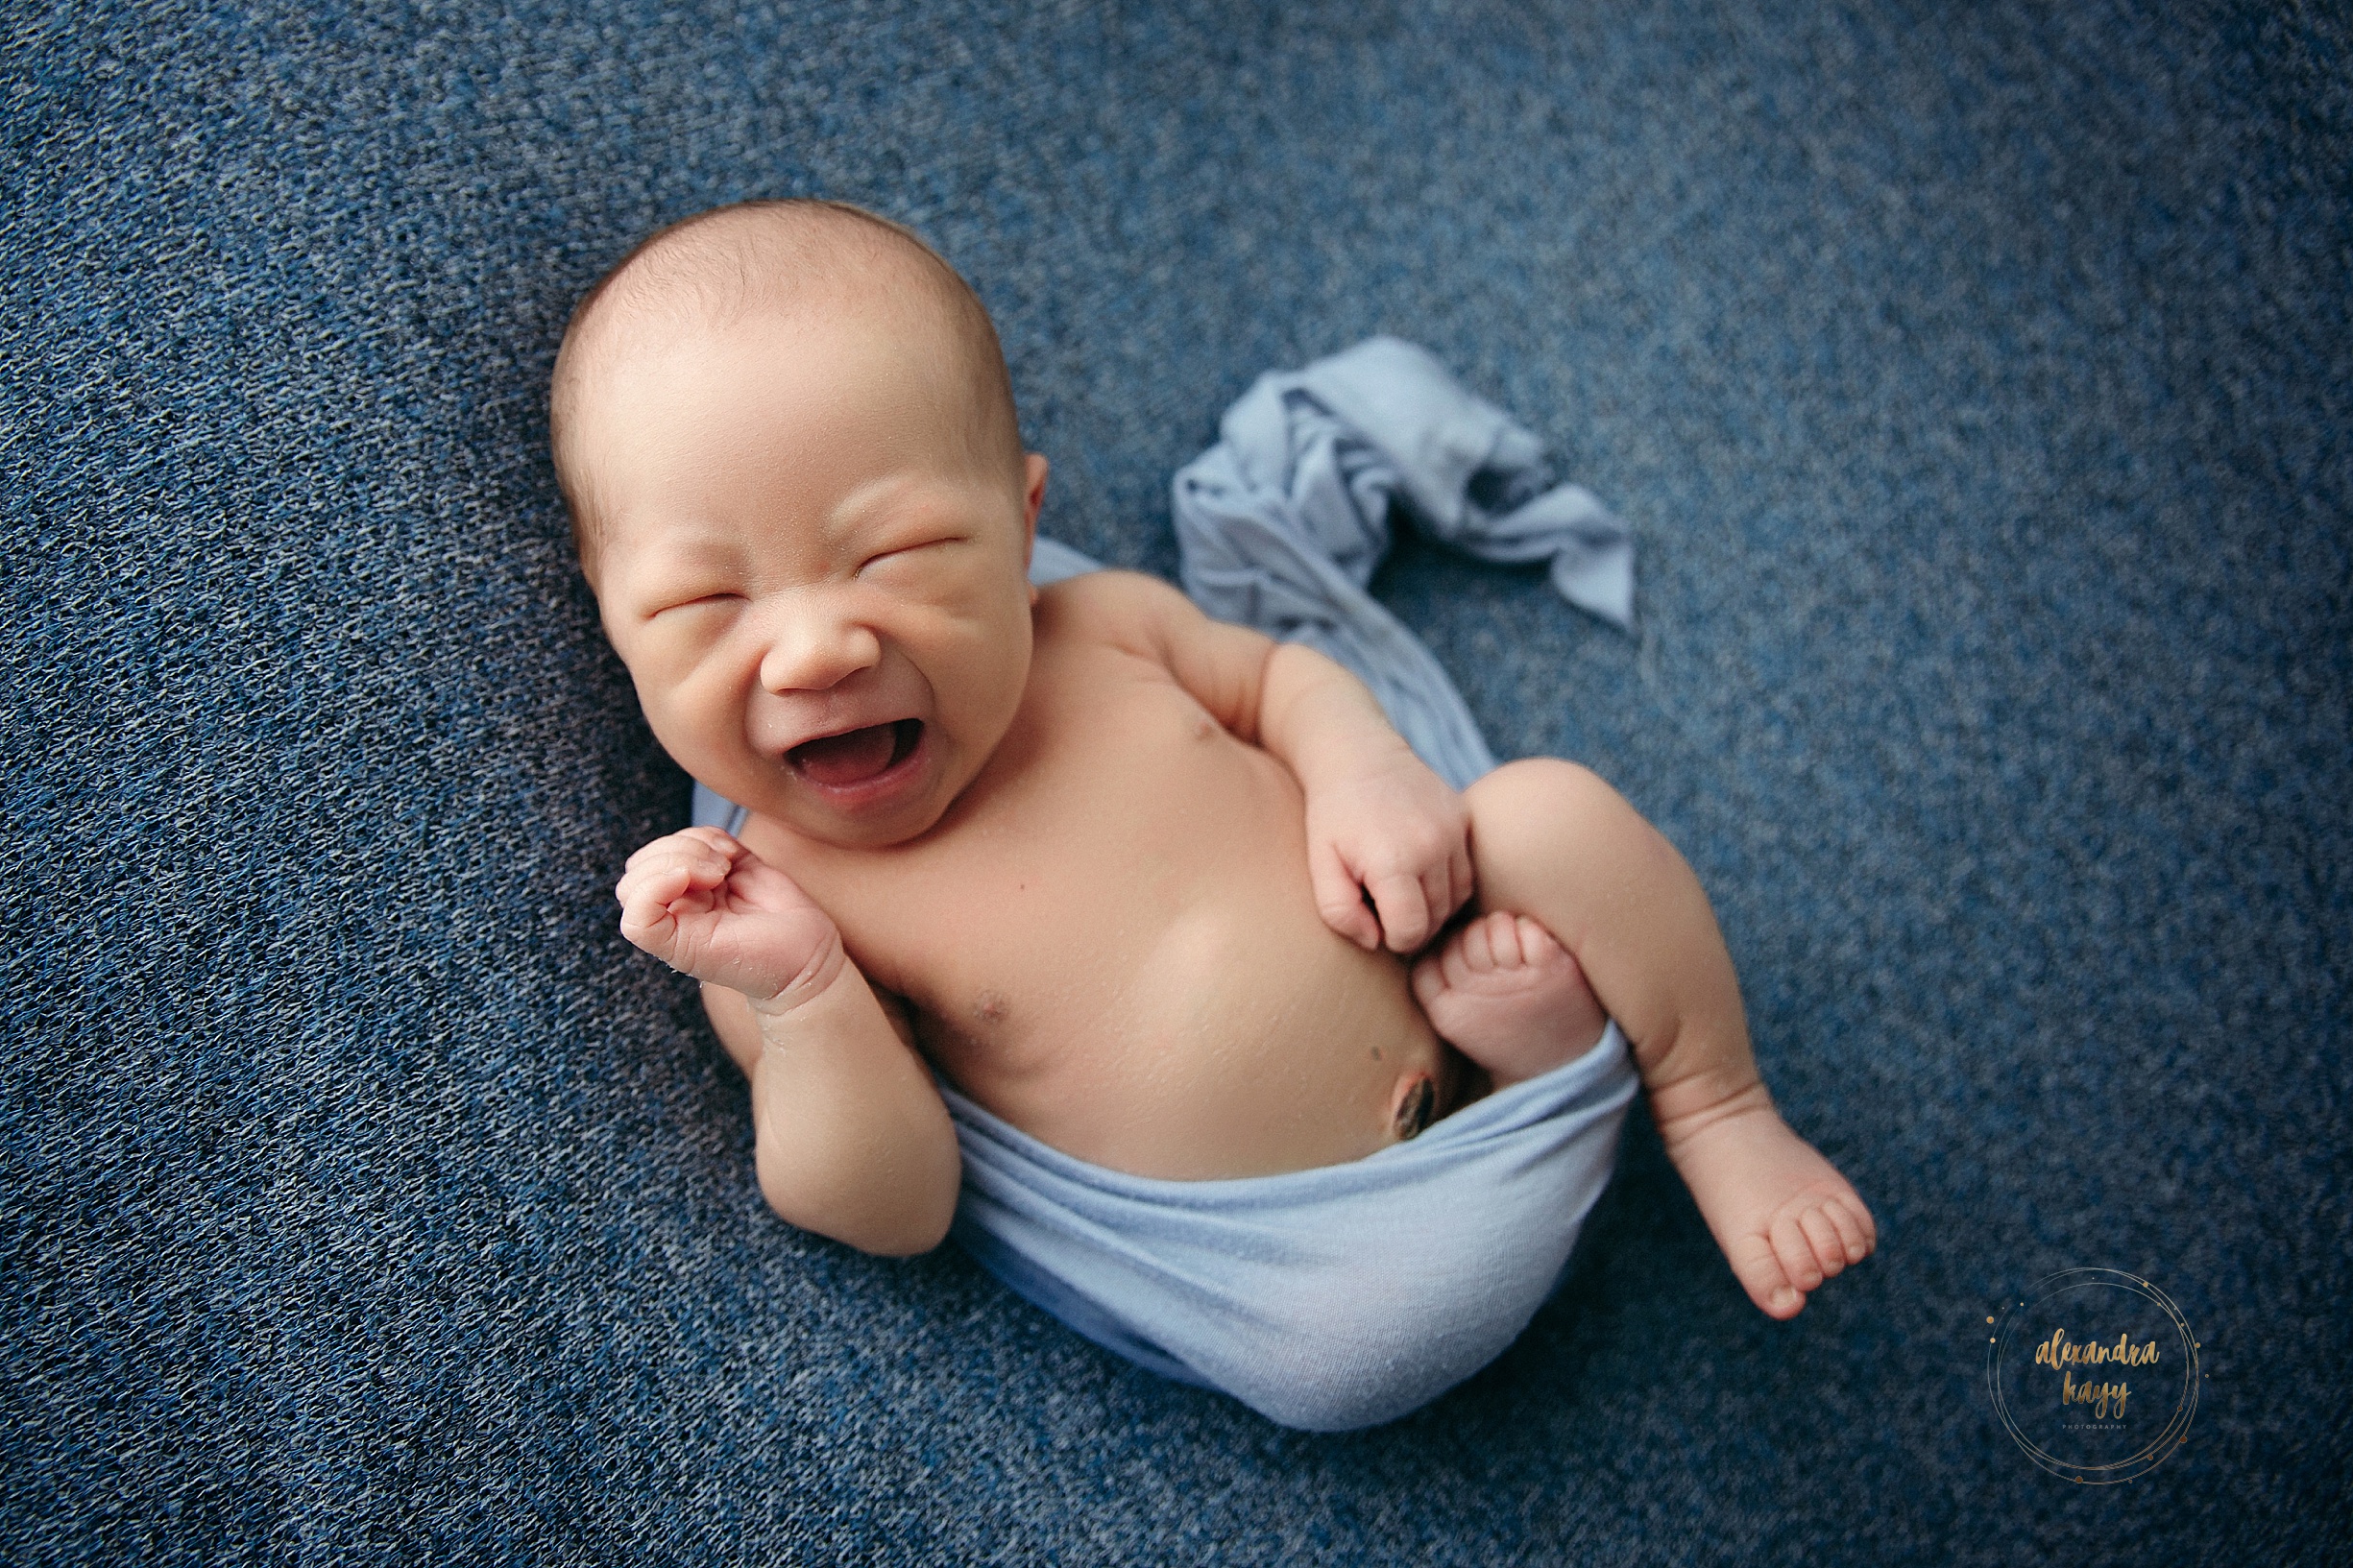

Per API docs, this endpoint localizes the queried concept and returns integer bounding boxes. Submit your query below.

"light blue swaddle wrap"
[691,338,1641,1429]
[947,1025,1637,1432]
[1171,334,1636,789]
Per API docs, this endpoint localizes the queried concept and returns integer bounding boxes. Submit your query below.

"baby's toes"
[1410,952,1448,1011]
[1729,1234,1805,1319]
[1510,915,1564,970]
[1451,913,1503,974]
[1770,1210,1828,1295]
[1823,1194,1875,1266]
[1798,1203,1852,1281]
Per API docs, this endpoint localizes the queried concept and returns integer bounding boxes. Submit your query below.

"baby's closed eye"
[622,569,745,620]
[656,591,745,615]
[856,536,969,583]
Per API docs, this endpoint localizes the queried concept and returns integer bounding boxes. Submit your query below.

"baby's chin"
[779,792,955,850]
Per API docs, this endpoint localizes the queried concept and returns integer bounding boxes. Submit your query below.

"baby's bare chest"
[748,642,1440,1176]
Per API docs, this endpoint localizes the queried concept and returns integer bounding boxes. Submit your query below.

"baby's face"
[580,300,1046,849]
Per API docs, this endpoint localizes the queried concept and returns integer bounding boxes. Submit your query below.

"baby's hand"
[1304,748,1473,953]
[615,827,844,1006]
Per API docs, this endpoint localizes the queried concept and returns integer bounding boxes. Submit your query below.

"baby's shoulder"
[1034,568,1196,660]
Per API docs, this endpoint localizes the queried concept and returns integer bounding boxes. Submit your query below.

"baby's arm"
[617,828,960,1256]
[1077,571,1470,953]
[1256,644,1474,953]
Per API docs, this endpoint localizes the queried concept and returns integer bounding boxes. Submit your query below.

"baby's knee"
[1468,757,1613,822]
[1464,759,1669,914]
[1467,758,1633,861]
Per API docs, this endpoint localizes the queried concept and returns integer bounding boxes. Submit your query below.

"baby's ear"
[1022,452,1050,532]
[1020,453,1048,607]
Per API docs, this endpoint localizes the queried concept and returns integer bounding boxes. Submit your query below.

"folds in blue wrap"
[692,339,1642,1428]
[1171,335,1635,789]
[948,1026,1637,1432]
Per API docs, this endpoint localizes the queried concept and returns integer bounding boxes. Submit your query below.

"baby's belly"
[906,751,1453,1180]
[979,885,1447,1181]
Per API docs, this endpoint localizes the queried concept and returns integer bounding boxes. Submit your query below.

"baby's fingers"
[620,829,738,887]
[616,841,728,909]
[1310,841,1384,950]
[623,825,738,861]
[616,865,702,950]
[1417,858,1467,945]
[1367,870,1436,953]
[617,886,680,943]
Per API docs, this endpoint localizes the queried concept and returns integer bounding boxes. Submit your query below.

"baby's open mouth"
[787,718,923,788]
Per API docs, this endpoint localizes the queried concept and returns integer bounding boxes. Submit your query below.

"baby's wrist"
[743,931,851,1021]
[1262,647,1403,774]
[1299,729,1422,798]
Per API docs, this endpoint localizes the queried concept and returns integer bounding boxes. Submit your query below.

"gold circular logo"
[1986,1268,2199,1483]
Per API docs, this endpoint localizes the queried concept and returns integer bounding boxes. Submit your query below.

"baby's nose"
[755,603,883,693]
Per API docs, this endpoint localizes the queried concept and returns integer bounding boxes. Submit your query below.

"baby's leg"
[1412,910,1610,1087]
[1462,760,1877,1319]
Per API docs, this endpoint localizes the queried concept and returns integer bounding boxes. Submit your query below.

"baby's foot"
[1657,1087,1877,1318]
[1411,911,1610,1087]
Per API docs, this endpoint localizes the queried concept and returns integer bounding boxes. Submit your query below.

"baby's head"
[554,200,1050,849]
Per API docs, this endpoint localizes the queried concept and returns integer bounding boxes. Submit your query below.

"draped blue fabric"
[1173,335,1636,788]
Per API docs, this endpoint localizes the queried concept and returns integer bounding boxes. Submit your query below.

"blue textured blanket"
[13,3,2343,1558]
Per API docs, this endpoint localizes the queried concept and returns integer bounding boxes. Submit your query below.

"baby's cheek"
[646,679,753,773]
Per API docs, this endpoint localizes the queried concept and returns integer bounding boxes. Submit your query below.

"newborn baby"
[555,199,1875,1418]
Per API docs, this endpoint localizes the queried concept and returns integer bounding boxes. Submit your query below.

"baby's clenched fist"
[1303,748,1473,954]
[616,827,843,1009]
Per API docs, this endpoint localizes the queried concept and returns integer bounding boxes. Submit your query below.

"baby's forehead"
[593,216,949,358]
[560,204,1023,585]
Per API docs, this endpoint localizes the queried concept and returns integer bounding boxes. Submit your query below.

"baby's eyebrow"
[617,508,743,559]
[823,470,995,545]
[824,473,928,540]
[610,530,743,599]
